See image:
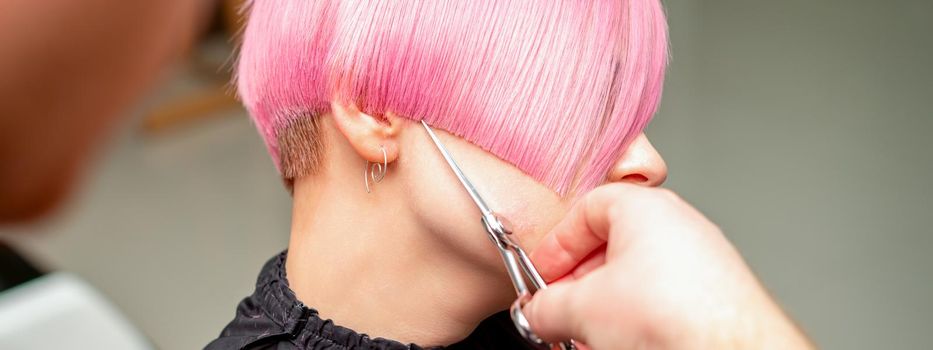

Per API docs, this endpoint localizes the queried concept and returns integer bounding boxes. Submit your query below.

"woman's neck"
[285,176,512,346]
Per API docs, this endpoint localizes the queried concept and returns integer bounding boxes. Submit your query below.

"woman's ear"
[330,101,404,164]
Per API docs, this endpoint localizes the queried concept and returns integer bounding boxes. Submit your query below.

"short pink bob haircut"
[238,0,668,196]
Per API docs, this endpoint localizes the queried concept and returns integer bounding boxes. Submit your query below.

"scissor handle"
[510,292,576,350]
[510,291,544,344]
[487,215,576,349]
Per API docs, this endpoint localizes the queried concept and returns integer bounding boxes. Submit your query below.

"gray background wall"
[653,1,933,348]
[2,1,931,349]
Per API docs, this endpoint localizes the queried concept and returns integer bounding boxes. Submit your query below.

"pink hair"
[238,0,668,196]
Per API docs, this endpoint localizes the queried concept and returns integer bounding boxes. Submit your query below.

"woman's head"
[241,0,669,301]
[238,0,668,196]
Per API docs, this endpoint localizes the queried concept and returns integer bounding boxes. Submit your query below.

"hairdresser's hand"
[524,184,812,350]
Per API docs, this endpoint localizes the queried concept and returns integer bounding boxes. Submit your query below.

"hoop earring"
[364,146,388,193]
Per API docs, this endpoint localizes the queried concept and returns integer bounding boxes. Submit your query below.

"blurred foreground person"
[0,1,208,349]
[0,0,207,222]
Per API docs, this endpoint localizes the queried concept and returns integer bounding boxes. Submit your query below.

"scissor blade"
[420,120,494,215]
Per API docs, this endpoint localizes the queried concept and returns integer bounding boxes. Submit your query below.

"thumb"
[523,281,583,343]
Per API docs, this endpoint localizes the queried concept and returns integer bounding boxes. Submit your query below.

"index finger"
[531,185,623,281]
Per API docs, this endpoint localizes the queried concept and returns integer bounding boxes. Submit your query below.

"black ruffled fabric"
[206,252,535,350]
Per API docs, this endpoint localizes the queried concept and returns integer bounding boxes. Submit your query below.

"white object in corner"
[0,272,152,350]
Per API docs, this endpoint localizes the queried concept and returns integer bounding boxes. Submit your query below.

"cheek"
[408,129,572,267]
[509,197,569,253]
[400,149,507,273]
[478,173,571,252]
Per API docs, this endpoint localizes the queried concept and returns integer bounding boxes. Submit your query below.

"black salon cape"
[206,252,537,350]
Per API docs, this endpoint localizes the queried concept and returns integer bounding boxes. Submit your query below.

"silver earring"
[364,146,388,193]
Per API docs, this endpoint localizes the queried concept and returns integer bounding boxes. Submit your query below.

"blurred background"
[1,0,931,349]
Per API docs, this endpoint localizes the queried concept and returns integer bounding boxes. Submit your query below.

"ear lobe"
[330,101,402,164]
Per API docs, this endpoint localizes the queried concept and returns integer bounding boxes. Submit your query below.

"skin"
[526,184,815,349]
[289,101,811,348]
[286,101,670,346]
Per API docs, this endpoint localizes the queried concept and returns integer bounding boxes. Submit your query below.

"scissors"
[421,120,575,350]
